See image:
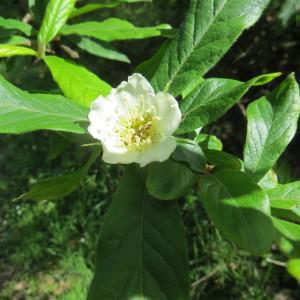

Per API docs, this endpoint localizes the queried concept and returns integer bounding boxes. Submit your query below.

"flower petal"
[102,144,140,165]
[103,74,154,115]
[117,73,155,97]
[88,97,118,141]
[137,137,177,167]
[154,92,182,136]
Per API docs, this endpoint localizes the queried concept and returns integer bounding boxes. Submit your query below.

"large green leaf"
[0,74,88,134]
[0,35,30,46]
[61,18,171,42]
[204,149,242,171]
[44,55,111,107]
[244,74,300,182]
[75,37,130,63]
[16,151,98,201]
[268,182,300,207]
[273,217,300,242]
[267,182,300,223]
[195,133,223,151]
[37,0,76,56]
[199,169,275,255]
[71,3,120,17]
[181,77,204,99]
[71,0,151,18]
[88,166,189,300]
[150,0,271,95]
[287,259,300,281]
[177,73,280,134]
[0,17,33,36]
[135,40,171,79]
[273,217,300,257]
[0,45,36,57]
[146,159,197,200]
[171,139,206,173]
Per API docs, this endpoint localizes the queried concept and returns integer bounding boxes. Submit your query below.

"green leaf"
[150,0,272,95]
[37,0,76,56]
[71,0,151,18]
[88,166,189,300]
[195,134,223,151]
[0,17,33,36]
[268,182,300,207]
[272,207,300,224]
[75,37,130,63]
[199,170,275,255]
[0,44,36,57]
[258,169,278,190]
[181,77,204,98]
[244,74,300,182]
[61,18,171,42]
[0,35,31,46]
[267,181,300,223]
[171,139,206,173]
[71,3,120,18]
[146,160,197,200]
[287,259,300,281]
[273,217,300,242]
[16,151,98,201]
[44,55,111,107]
[0,74,88,134]
[135,40,171,79]
[204,149,242,171]
[277,235,300,257]
[177,73,281,134]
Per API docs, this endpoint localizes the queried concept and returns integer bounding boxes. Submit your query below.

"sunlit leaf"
[0,44,36,57]
[38,0,76,56]
[244,74,300,182]
[0,16,33,36]
[151,0,272,95]
[75,37,130,63]
[199,169,275,255]
[44,55,111,107]
[61,18,171,42]
[0,74,88,134]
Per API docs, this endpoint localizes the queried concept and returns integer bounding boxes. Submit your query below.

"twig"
[237,102,247,117]
[60,45,80,59]
[266,258,287,267]
[22,13,32,23]
[191,267,219,288]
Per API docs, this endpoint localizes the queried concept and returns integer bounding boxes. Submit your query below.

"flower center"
[118,112,158,151]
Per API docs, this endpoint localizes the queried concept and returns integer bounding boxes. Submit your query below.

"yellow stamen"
[117,112,159,151]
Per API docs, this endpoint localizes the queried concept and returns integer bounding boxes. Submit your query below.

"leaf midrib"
[160,0,228,90]
[0,82,87,120]
[247,97,295,176]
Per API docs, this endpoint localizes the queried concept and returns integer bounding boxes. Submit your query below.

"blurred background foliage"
[0,0,300,299]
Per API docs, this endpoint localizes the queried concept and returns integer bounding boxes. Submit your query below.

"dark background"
[0,0,299,299]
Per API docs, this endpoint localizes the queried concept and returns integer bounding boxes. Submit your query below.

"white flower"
[88,73,181,167]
